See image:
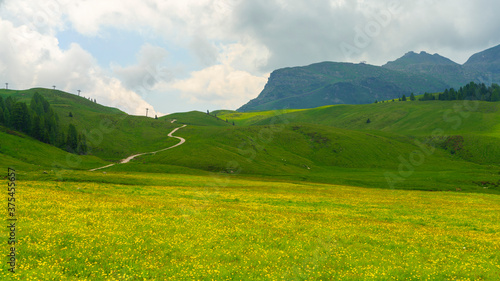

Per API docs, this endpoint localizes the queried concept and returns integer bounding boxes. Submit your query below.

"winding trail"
[90,125,187,172]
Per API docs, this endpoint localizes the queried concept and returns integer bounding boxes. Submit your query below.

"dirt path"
[90,125,187,171]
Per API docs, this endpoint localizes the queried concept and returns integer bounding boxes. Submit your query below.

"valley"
[1,87,499,279]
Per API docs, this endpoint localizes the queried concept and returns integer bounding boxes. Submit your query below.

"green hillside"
[161,111,232,126]
[1,88,181,161]
[0,125,109,176]
[1,87,499,194]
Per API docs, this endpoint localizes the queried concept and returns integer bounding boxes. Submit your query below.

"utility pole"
[146,108,149,117]
[77,90,81,96]
[5,83,8,89]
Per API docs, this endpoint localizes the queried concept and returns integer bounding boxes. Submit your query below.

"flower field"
[2,172,500,280]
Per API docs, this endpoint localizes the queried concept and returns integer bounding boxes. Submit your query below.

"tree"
[10,102,31,133]
[366,118,371,124]
[207,110,209,115]
[491,88,500,102]
[78,133,88,155]
[30,92,46,116]
[155,115,158,119]
[69,112,73,117]
[31,113,43,141]
[232,121,235,126]
[0,96,5,111]
[402,95,407,101]
[66,124,78,152]
[410,93,415,101]
[5,96,15,112]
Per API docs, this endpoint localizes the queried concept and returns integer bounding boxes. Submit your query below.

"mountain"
[383,51,476,87]
[464,44,500,82]
[238,44,500,112]
[238,62,448,112]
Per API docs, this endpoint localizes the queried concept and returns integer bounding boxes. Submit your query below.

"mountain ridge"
[238,44,500,112]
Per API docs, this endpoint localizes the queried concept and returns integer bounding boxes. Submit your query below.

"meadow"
[1,171,499,280]
[1,89,499,280]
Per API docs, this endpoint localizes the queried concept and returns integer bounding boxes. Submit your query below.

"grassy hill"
[1,87,499,194]
[161,110,232,126]
[2,87,499,279]
[1,88,182,161]
[0,125,109,178]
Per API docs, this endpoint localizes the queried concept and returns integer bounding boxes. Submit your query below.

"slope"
[464,44,500,82]
[238,62,448,112]
[383,51,475,88]
[224,100,500,166]
[161,111,232,127]
[0,125,109,176]
[1,88,181,161]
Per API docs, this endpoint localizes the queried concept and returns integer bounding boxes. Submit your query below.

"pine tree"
[410,93,415,101]
[5,96,15,112]
[69,112,73,117]
[31,113,43,141]
[78,133,88,155]
[402,95,407,101]
[0,96,5,112]
[366,118,371,124]
[66,124,78,152]
[11,102,31,134]
[491,89,500,102]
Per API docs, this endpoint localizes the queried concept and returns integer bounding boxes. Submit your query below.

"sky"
[1,0,500,116]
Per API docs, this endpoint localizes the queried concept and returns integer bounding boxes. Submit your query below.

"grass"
[1,88,500,279]
[0,126,109,173]
[1,88,184,161]
[161,111,233,127]
[2,88,498,194]
[1,172,499,280]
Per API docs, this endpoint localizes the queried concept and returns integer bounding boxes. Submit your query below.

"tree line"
[420,82,500,102]
[0,92,87,154]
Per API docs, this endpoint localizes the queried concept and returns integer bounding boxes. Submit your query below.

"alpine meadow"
[1,1,500,280]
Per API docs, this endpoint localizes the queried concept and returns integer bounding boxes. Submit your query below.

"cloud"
[227,0,500,67]
[0,17,160,117]
[172,64,268,110]
[2,0,500,114]
[112,43,173,91]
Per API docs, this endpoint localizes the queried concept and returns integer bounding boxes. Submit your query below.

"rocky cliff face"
[238,45,500,112]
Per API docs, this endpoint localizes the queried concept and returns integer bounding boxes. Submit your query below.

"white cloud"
[112,43,173,91]
[2,0,500,114]
[0,17,160,117]
[172,64,268,110]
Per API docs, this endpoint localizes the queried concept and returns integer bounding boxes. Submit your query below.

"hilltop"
[238,44,500,112]
[1,87,499,194]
